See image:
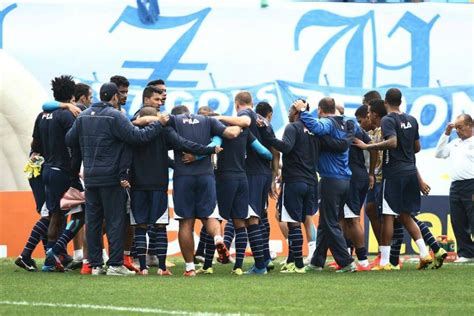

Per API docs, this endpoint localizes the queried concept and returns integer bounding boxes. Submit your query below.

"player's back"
[381,112,419,178]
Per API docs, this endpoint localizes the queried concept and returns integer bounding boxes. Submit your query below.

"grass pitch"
[0,257,473,315]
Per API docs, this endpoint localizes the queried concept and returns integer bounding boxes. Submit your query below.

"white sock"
[415,239,429,258]
[307,241,316,258]
[185,262,195,272]
[82,259,89,264]
[73,249,83,261]
[102,249,109,262]
[123,250,131,256]
[347,248,352,255]
[214,235,224,244]
[358,259,369,267]
[379,246,391,266]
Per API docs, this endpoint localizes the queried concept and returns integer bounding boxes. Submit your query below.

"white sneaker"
[453,257,474,264]
[107,265,136,276]
[91,266,107,275]
[146,254,159,267]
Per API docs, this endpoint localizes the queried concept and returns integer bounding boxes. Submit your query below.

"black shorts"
[380,174,420,216]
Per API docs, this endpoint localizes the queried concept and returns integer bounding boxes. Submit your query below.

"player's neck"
[387,106,402,114]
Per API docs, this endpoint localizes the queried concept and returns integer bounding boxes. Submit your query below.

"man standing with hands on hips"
[435,114,474,263]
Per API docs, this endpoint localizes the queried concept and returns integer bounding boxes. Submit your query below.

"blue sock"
[21,217,50,258]
[413,216,440,253]
[288,226,304,269]
[51,218,82,255]
[234,227,247,270]
[224,220,235,249]
[46,240,56,250]
[260,217,271,262]
[195,227,207,257]
[355,247,368,262]
[147,225,157,256]
[247,224,265,269]
[203,231,216,270]
[287,240,294,264]
[390,222,404,266]
[134,227,147,270]
[155,226,168,271]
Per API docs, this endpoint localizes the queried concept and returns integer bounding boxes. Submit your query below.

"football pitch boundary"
[0,300,257,316]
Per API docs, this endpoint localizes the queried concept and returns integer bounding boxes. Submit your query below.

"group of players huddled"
[14,74,448,276]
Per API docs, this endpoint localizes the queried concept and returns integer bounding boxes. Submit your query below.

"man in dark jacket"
[66,82,167,276]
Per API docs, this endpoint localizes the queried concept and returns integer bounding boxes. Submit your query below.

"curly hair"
[51,75,76,102]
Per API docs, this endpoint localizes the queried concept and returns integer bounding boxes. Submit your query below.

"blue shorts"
[366,182,382,204]
[130,190,168,225]
[29,175,46,213]
[344,178,369,218]
[216,178,249,220]
[173,175,216,219]
[247,174,272,218]
[278,182,315,223]
[42,166,70,214]
[380,174,420,216]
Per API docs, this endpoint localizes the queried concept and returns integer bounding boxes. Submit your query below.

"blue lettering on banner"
[0,3,17,49]
[295,10,439,88]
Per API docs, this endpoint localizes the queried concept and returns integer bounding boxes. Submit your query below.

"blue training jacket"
[299,111,352,180]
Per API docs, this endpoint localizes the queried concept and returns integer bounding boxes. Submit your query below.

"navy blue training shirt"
[169,114,226,176]
[238,108,272,175]
[260,120,319,185]
[381,112,419,178]
[215,128,255,180]
[348,120,371,179]
[33,109,75,173]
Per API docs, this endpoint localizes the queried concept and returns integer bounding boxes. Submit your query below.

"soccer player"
[66,82,166,276]
[110,75,130,111]
[125,106,221,275]
[216,92,272,274]
[354,88,432,270]
[259,104,320,273]
[28,75,77,272]
[147,79,167,108]
[341,105,372,270]
[167,106,241,276]
[294,97,356,272]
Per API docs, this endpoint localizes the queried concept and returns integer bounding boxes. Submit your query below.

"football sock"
[355,247,368,265]
[74,249,83,261]
[379,245,391,267]
[415,238,429,258]
[147,225,157,256]
[21,217,50,258]
[247,224,265,269]
[204,232,216,270]
[195,227,207,257]
[288,226,304,269]
[413,216,441,253]
[260,217,271,262]
[134,227,147,270]
[390,222,404,266]
[52,218,82,255]
[185,262,195,272]
[287,240,294,263]
[155,226,168,271]
[234,227,247,269]
[224,220,235,249]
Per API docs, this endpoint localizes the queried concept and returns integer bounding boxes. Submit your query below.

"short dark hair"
[197,105,213,115]
[256,102,273,118]
[318,97,336,114]
[51,75,76,102]
[235,91,252,106]
[363,90,381,105]
[459,114,473,126]
[385,88,402,107]
[110,75,129,88]
[74,83,91,102]
[355,105,369,118]
[142,86,162,104]
[147,79,165,86]
[171,105,190,115]
[369,99,387,118]
[138,106,158,117]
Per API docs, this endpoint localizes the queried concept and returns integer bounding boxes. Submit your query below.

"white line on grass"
[0,300,256,316]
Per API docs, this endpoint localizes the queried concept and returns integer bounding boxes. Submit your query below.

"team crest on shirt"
[42,113,53,120]
[400,122,413,129]
[303,127,314,136]
[182,118,200,125]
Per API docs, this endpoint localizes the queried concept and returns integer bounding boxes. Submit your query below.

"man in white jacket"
[435,114,474,263]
